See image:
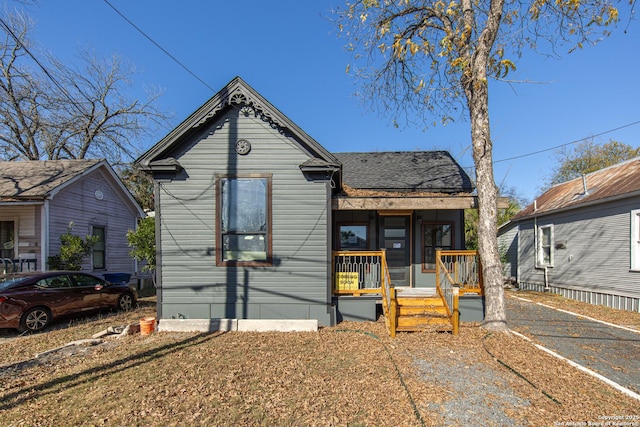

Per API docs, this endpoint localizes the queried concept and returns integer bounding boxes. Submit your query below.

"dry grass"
[0,295,639,426]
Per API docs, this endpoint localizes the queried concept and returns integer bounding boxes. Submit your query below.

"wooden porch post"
[389,287,397,338]
[453,287,459,335]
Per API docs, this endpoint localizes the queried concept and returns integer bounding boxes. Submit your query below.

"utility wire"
[493,120,640,164]
[0,16,86,117]
[103,0,216,93]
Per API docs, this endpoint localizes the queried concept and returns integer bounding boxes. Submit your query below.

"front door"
[380,215,411,287]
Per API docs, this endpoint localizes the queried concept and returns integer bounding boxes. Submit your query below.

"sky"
[12,0,640,203]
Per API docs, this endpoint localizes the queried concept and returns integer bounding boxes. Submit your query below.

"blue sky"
[20,0,640,203]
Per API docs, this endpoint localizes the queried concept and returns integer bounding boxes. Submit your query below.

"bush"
[48,223,99,271]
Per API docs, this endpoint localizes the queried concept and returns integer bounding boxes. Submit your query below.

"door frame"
[378,211,413,287]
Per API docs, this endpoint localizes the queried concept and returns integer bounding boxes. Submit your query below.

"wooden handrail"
[435,249,477,335]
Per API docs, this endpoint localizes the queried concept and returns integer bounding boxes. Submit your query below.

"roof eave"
[512,189,640,222]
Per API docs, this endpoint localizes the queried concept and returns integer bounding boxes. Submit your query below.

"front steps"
[387,288,456,336]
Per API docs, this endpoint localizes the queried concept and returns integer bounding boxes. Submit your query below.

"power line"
[493,120,640,164]
[0,16,86,117]
[103,0,215,93]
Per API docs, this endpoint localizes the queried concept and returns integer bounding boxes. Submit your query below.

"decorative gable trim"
[192,85,289,137]
[137,77,339,169]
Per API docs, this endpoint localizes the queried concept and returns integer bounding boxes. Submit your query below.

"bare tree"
[0,11,169,165]
[335,0,624,331]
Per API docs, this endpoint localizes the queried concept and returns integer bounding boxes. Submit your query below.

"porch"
[1,255,38,274]
[333,250,484,336]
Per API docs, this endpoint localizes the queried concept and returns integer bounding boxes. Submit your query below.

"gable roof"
[136,76,340,170]
[334,151,474,194]
[0,159,144,216]
[511,157,640,221]
[0,159,102,200]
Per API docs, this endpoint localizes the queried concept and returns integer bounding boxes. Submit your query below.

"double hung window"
[537,225,554,267]
[631,210,640,271]
[92,226,106,270]
[217,175,272,265]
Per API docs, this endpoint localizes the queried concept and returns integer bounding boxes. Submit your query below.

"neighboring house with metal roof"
[0,159,144,279]
[137,77,484,328]
[498,157,640,312]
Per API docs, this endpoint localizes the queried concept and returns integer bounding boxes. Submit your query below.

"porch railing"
[334,249,482,336]
[435,250,461,335]
[332,251,384,295]
[1,257,37,274]
[435,250,483,295]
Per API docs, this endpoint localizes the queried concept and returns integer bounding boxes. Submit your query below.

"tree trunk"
[458,0,508,333]
[470,93,507,331]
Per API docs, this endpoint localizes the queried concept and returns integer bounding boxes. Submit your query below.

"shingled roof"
[0,159,104,201]
[511,157,640,221]
[334,151,474,194]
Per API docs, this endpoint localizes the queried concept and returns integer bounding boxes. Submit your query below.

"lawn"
[0,294,639,426]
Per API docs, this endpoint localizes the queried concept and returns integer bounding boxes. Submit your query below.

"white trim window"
[631,209,640,271]
[537,224,554,267]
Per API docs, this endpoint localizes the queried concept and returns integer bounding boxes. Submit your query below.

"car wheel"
[19,307,51,332]
[117,293,134,311]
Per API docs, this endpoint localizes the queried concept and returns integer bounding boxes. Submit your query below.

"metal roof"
[512,157,640,220]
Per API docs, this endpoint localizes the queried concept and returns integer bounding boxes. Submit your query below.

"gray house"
[137,77,481,328]
[498,157,640,312]
[0,159,144,278]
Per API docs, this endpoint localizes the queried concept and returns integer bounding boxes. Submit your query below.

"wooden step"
[398,305,448,316]
[396,296,444,307]
[396,315,451,329]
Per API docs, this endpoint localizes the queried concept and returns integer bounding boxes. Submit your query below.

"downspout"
[326,169,338,327]
[544,266,549,292]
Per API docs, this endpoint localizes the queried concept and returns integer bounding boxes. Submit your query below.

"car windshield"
[0,275,27,290]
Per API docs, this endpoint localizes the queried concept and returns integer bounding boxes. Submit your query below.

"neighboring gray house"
[137,77,481,327]
[498,157,640,312]
[0,159,144,278]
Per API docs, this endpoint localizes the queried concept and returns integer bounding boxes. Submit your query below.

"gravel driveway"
[506,294,640,395]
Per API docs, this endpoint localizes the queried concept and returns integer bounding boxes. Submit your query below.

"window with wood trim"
[338,224,368,250]
[216,175,272,265]
[422,222,454,271]
[537,224,554,267]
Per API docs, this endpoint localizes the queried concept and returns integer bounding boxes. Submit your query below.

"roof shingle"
[334,151,474,193]
[0,159,101,200]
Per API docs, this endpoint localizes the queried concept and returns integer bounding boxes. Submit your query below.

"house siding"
[497,222,518,279]
[48,168,139,276]
[157,109,333,324]
[515,197,640,311]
